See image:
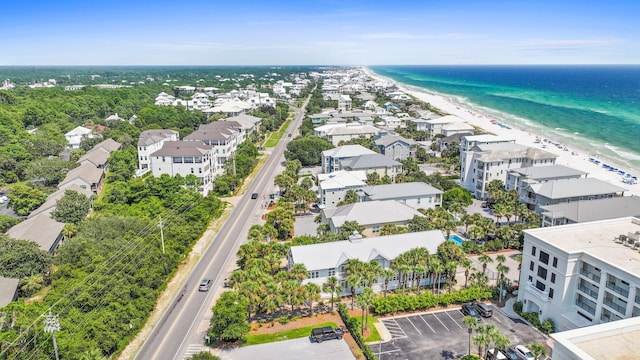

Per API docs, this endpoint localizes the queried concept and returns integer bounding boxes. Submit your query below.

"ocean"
[369,65,640,170]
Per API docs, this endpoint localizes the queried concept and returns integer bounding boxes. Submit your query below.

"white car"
[0,196,8,203]
[514,345,535,360]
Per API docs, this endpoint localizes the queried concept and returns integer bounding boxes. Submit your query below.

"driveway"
[220,337,354,360]
[370,306,547,360]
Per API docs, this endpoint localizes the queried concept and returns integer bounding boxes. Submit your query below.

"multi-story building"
[317,170,367,209]
[459,135,557,199]
[424,115,465,137]
[150,141,217,196]
[373,134,416,161]
[184,121,244,169]
[505,165,587,193]
[518,217,640,332]
[137,129,179,174]
[321,145,376,173]
[357,182,443,210]
[540,196,640,227]
[523,177,627,213]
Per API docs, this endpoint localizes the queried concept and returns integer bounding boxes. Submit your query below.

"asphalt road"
[135,100,309,360]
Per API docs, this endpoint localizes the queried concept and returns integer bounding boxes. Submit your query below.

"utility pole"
[158,216,165,254]
[44,310,60,360]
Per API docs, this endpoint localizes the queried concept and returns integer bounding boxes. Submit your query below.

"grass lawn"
[244,321,339,346]
[354,314,381,342]
[264,119,291,148]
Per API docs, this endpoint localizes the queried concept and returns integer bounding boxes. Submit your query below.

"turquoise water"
[369,65,640,171]
[448,234,465,246]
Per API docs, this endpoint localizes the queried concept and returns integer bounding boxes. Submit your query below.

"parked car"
[251,192,259,199]
[504,347,519,360]
[310,326,344,343]
[473,301,493,317]
[198,279,212,292]
[461,303,481,318]
[514,345,535,360]
[486,348,507,360]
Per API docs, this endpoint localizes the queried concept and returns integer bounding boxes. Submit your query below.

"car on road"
[514,345,535,360]
[461,303,481,318]
[251,192,259,199]
[473,301,493,317]
[504,347,519,360]
[198,279,212,292]
[310,326,344,343]
[486,348,507,360]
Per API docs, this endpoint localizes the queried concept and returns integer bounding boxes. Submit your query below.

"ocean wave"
[603,144,640,161]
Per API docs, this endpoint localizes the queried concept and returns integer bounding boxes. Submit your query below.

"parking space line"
[432,313,450,331]
[445,311,463,329]
[375,349,403,356]
[381,318,407,339]
[418,314,436,333]
[407,317,422,335]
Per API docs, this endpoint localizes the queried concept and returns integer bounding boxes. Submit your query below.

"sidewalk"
[499,298,520,318]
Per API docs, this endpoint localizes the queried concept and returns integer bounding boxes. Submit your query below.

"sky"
[2,0,640,66]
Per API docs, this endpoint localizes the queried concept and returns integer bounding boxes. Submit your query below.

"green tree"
[187,352,221,360]
[24,157,78,186]
[478,254,494,276]
[284,136,334,166]
[7,183,47,216]
[18,274,45,297]
[303,282,321,314]
[51,190,92,224]
[0,236,52,278]
[0,214,21,232]
[339,220,365,240]
[463,315,478,357]
[443,187,473,208]
[322,276,343,312]
[209,291,251,342]
[355,287,374,334]
[336,189,358,206]
[527,342,548,360]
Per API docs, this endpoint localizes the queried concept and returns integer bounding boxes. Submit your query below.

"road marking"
[406,317,422,335]
[418,314,436,333]
[381,319,407,339]
[445,311,463,329]
[374,349,402,356]
[432,313,450,331]
[183,344,202,358]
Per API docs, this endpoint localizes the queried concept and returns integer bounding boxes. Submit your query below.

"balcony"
[577,284,599,300]
[606,282,630,298]
[580,269,601,283]
[603,298,627,315]
[526,281,551,302]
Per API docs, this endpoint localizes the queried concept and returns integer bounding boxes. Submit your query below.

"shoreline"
[361,67,640,196]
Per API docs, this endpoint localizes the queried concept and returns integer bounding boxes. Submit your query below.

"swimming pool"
[448,234,465,246]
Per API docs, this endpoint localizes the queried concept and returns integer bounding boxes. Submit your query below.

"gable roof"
[474,143,558,162]
[318,170,367,189]
[289,230,445,271]
[340,153,401,170]
[374,135,416,147]
[426,115,464,124]
[138,129,179,146]
[58,163,104,188]
[509,165,587,180]
[540,196,640,223]
[322,145,376,158]
[29,184,93,218]
[65,126,93,137]
[0,276,19,307]
[359,182,443,200]
[323,200,423,228]
[6,209,65,253]
[151,140,214,157]
[326,124,380,136]
[529,178,627,199]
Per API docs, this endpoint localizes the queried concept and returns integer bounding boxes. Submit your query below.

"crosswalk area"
[182,344,203,359]
[380,318,408,339]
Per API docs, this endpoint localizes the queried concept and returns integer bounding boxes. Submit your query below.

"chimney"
[348,231,363,243]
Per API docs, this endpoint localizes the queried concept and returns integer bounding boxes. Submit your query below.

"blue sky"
[2,0,639,65]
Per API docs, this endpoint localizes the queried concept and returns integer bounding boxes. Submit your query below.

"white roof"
[426,115,464,124]
[463,134,514,143]
[289,230,445,271]
[318,170,367,190]
[322,145,376,158]
[65,126,93,137]
[442,122,474,131]
[529,178,627,199]
[324,200,424,228]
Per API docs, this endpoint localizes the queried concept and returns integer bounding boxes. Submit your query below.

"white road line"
[446,311,463,329]
[375,349,403,355]
[419,314,436,333]
[382,319,407,338]
[406,317,422,335]
[432,313,450,331]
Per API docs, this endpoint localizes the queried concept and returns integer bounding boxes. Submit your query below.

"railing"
[577,284,599,300]
[526,282,551,302]
[605,282,629,298]
[603,298,627,315]
[575,298,596,315]
[579,269,601,283]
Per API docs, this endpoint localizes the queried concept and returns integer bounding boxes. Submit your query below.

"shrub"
[338,303,376,360]
[540,318,556,335]
[521,312,541,328]
[460,355,481,360]
[513,300,523,314]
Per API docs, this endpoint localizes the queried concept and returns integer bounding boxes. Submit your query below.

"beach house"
[321,145,377,174]
[320,200,424,236]
[373,134,417,161]
[317,170,367,209]
[540,196,640,227]
[137,129,180,174]
[357,182,443,210]
[287,230,446,297]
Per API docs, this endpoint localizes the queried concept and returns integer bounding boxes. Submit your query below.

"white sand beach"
[362,67,640,197]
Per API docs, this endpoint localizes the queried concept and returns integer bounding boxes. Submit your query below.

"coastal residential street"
[134,100,309,360]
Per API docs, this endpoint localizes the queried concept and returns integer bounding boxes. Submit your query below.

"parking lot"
[370,305,547,360]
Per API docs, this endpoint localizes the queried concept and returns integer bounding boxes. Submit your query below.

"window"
[328,268,335,277]
[551,273,556,284]
[531,246,537,256]
[537,266,548,280]
[539,251,550,265]
[549,288,554,299]
[528,275,533,283]
[308,271,319,279]
[535,281,546,292]
[372,225,380,233]
[552,257,558,268]
[529,261,535,271]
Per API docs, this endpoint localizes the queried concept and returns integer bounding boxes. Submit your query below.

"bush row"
[370,286,493,315]
[513,301,556,334]
[337,303,376,360]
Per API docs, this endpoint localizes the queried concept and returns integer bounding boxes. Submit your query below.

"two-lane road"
[135,100,309,360]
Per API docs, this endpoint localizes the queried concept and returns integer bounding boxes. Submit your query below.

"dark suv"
[461,303,481,318]
[473,301,493,317]
[310,326,344,343]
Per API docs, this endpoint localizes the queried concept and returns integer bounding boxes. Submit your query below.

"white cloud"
[522,39,624,49]
[353,32,478,40]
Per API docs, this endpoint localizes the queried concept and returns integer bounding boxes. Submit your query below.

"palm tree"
[445,260,458,292]
[468,226,485,243]
[461,258,472,288]
[303,282,321,315]
[355,287,374,335]
[515,254,523,284]
[380,268,396,296]
[476,324,497,358]
[527,342,548,360]
[463,316,478,357]
[283,279,303,313]
[289,263,308,281]
[346,274,362,310]
[323,276,340,312]
[19,275,44,297]
[478,254,494,276]
[430,258,444,294]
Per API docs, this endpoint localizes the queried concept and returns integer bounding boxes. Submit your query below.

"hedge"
[370,286,492,315]
[337,303,376,360]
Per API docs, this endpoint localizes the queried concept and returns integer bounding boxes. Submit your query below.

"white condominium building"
[150,141,217,196]
[518,217,640,332]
